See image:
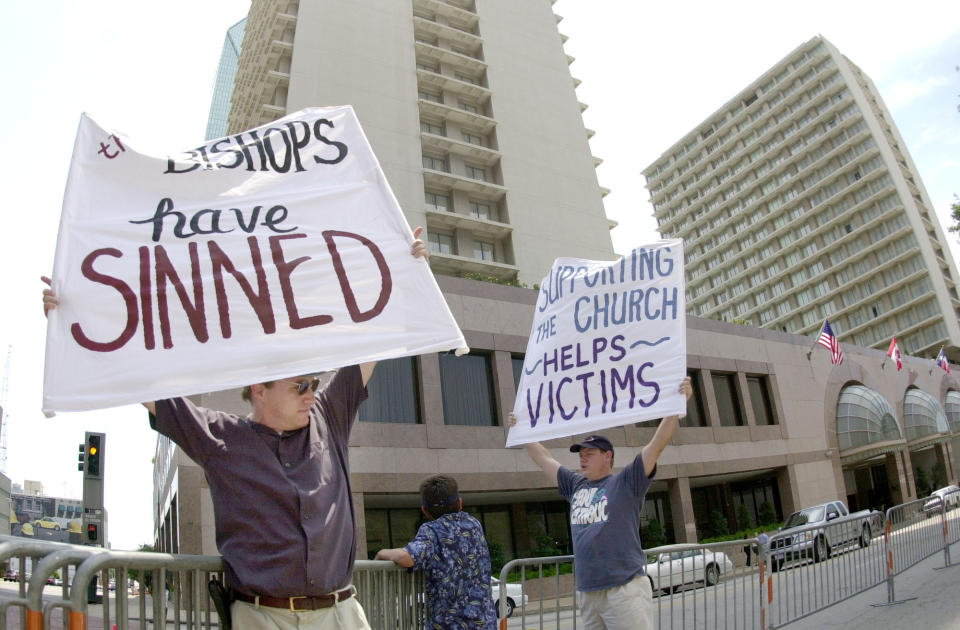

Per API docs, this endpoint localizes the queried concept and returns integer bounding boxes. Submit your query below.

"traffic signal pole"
[78,431,105,603]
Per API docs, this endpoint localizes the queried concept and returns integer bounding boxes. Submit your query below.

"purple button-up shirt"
[151,365,366,597]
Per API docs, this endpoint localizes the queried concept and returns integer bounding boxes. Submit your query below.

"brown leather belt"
[233,587,354,611]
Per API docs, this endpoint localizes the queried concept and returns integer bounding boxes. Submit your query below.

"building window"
[422,154,448,172]
[682,370,708,427]
[462,131,484,146]
[512,354,525,391]
[459,101,479,114]
[464,505,516,559]
[425,191,450,212]
[469,200,492,220]
[439,352,497,426]
[712,372,744,426]
[747,375,777,425]
[364,508,425,559]
[418,89,442,103]
[466,164,487,181]
[428,231,455,255]
[420,119,444,136]
[524,502,573,554]
[474,240,495,261]
[358,357,420,424]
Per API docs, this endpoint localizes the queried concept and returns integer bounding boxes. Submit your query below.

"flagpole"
[807,320,827,360]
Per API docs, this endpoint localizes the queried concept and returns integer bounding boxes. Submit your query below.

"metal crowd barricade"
[647,539,761,630]
[498,554,575,630]
[0,536,102,630]
[875,489,960,607]
[497,540,763,630]
[352,560,426,629]
[760,512,885,628]
[0,540,429,630]
[63,550,224,630]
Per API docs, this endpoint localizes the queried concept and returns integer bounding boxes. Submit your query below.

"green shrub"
[735,503,752,531]
[915,467,932,496]
[461,272,528,288]
[758,501,777,526]
[487,539,506,575]
[932,461,947,489]
[642,519,667,549]
[708,509,729,537]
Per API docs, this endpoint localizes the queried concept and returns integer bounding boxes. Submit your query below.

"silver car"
[923,485,960,517]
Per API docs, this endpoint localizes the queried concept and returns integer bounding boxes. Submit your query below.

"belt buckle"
[289,595,309,612]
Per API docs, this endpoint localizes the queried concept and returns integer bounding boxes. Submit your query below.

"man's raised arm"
[640,377,693,477]
[509,412,561,485]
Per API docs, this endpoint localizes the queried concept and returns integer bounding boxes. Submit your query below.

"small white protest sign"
[506,241,686,446]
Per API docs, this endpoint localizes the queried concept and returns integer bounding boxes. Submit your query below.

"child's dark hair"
[420,475,460,519]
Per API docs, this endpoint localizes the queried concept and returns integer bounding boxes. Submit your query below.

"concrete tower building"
[227,0,615,285]
[643,36,960,361]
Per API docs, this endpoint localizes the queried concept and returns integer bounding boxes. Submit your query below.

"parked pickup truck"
[769,501,880,571]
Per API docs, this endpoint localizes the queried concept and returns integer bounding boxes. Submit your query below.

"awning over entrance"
[945,390,960,434]
[836,385,904,454]
[904,388,951,444]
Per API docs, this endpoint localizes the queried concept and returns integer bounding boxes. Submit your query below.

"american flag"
[817,320,844,365]
[886,337,902,371]
[936,347,952,374]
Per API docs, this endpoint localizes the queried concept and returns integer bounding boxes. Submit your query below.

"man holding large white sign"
[507,240,687,446]
[42,107,466,630]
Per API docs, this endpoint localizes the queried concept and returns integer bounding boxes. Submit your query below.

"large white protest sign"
[43,107,467,414]
[506,242,686,446]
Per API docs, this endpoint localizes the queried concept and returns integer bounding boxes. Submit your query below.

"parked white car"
[645,549,734,594]
[923,485,960,517]
[491,577,527,618]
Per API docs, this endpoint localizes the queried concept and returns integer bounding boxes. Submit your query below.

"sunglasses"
[289,378,321,395]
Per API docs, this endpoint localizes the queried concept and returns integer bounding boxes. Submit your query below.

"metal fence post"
[759,541,770,630]
[871,505,917,608]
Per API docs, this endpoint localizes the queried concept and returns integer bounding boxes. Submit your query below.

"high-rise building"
[643,36,960,361]
[227,0,615,285]
[204,18,247,141]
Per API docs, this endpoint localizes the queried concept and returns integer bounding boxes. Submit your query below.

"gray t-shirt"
[557,454,654,591]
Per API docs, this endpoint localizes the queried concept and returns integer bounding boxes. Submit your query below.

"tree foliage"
[949,195,960,238]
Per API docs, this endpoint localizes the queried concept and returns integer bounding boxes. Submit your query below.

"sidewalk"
[786,543,960,630]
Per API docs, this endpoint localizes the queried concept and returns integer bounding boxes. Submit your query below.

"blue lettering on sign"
[523,360,660,427]
[574,287,679,332]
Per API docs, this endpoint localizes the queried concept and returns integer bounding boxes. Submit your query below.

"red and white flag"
[887,337,902,371]
[937,347,952,374]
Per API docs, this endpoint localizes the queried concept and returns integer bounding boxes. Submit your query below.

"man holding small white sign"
[506,241,691,630]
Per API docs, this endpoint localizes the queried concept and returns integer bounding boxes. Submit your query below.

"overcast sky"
[0,1,957,550]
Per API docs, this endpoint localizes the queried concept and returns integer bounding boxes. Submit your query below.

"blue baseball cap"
[570,435,614,454]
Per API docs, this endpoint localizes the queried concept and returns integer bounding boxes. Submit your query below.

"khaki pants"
[577,574,653,630]
[231,595,371,630]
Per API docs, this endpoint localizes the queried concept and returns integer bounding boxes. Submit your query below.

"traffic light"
[86,522,98,542]
[78,443,85,471]
[86,434,102,478]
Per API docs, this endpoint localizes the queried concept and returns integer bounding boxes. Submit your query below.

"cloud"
[883,76,951,109]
